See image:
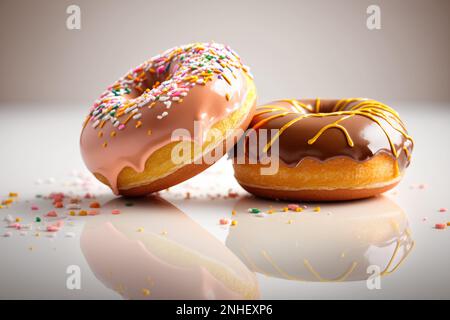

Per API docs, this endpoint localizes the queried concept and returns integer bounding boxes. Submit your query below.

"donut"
[80,43,256,196]
[81,196,259,299]
[226,196,414,282]
[233,98,414,201]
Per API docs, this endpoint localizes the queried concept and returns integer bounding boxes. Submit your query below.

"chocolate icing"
[243,99,414,172]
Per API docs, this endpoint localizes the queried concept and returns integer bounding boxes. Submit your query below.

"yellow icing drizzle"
[253,98,414,176]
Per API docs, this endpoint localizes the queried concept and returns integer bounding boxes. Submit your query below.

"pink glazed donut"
[80,43,256,196]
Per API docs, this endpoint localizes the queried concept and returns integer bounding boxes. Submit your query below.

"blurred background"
[0,0,449,106]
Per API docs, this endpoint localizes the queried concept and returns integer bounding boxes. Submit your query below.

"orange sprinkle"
[98,131,103,138]
[110,131,116,137]
[135,121,142,128]
[89,202,101,208]
[147,129,152,136]
[231,210,236,216]
[9,192,18,197]
[102,142,108,148]
[314,207,321,212]
[79,210,87,216]
[54,202,64,208]
[222,73,232,85]
[225,93,230,101]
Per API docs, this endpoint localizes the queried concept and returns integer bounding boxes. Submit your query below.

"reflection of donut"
[226,196,414,282]
[80,43,256,196]
[233,98,414,201]
[81,197,259,299]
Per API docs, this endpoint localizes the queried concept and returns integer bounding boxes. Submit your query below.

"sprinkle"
[110,131,117,137]
[2,199,13,205]
[225,93,230,101]
[9,192,18,197]
[54,201,64,208]
[135,121,142,128]
[89,202,101,208]
[435,223,447,230]
[125,202,134,207]
[267,209,274,214]
[282,207,289,212]
[137,227,144,232]
[248,208,261,214]
[231,210,236,216]
[31,205,39,211]
[219,218,229,225]
[4,215,14,223]
[447,222,450,226]
[98,131,103,138]
[79,210,88,216]
[118,124,125,131]
[287,204,300,211]
[287,219,294,224]
[88,210,99,216]
[47,225,59,232]
[295,207,303,212]
[439,208,448,213]
[15,217,21,222]
[142,288,151,296]
[46,211,58,218]
[314,207,321,213]
[231,220,238,226]
[147,129,152,136]
[69,211,76,216]
[3,231,12,237]
[35,217,41,222]
[111,209,121,215]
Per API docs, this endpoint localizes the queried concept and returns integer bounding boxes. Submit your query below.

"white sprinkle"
[4,214,14,223]
[113,120,120,127]
[92,120,100,128]
[159,96,169,102]
[164,101,172,109]
[132,113,142,120]
[180,92,188,97]
[172,97,180,101]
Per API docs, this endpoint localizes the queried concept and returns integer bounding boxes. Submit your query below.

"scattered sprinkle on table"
[125,202,134,207]
[46,211,58,218]
[89,202,101,208]
[314,207,321,212]
[219,218,229,225]
[248,208,261,214]
[439,208,448,213]
[435,223,447,230]
[112,209,121,215]
[142,288,151,296]
[231,220,238,226]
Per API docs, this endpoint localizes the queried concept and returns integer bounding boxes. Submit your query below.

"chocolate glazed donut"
[233,98,414,201]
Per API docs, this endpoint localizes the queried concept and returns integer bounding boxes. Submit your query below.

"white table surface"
[0,102,449,299]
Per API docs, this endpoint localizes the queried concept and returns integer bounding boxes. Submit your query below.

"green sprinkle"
[248,208,261,214]
[125,202,134,207]
[35,217,41,222]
